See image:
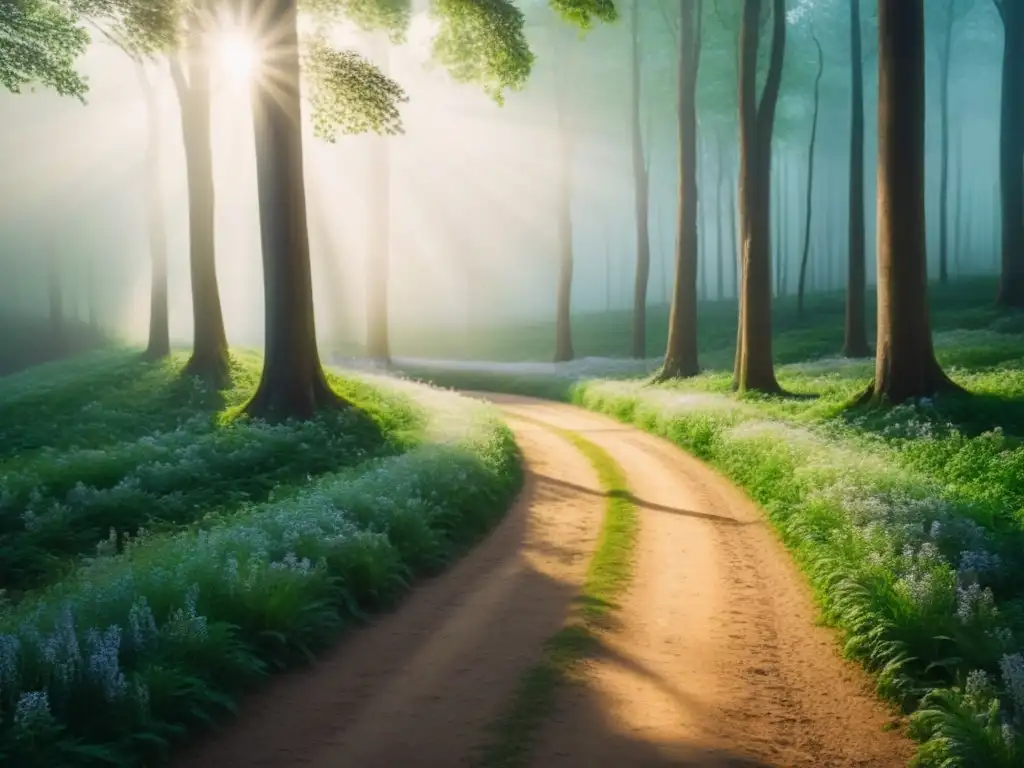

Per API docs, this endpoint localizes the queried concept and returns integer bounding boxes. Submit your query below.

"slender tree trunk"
[366,33,392,364]
[170,12,230,384]
[997,0,1024,307]
[729,155,738,299]
[698,147,708,302]
[716,137,724,301]
[243,0,343,419]
[797,33,823,320]
[868,0,960,404]
[779,159,789,296]
[953,127,963,276]
[844,0,870,357]
[657,205,668,304]
[937,0,956,286]
[553,65,575,363]
[137,63,170,360]
[734,0,785,393]
[658,0,702,380]
[630,0,651,358]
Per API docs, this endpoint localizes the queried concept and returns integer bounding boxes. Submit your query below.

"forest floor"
[179,396,911,768]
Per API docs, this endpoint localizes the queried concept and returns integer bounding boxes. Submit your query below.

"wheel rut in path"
[475,394,914,768]
[176,416,604,768]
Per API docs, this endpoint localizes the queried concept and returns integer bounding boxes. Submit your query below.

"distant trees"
[366,33,392,365]
[658,0,701,380]
[552,31,576,363]
[867,0,960,403]
[629,0,652,359]
[733,0,786,393]
[796,31,823,321]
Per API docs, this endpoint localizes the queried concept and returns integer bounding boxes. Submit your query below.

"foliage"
[0,0,90,97]
[0,351,520,765]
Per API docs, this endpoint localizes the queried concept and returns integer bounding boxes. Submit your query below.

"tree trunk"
[170,14,230,384]
[138,63,170,360]
[868,0,960,404]
[729,155,738,299]
[697,137,708,302]
[243,0,344,420]
[844,0,870,357]
[953,126,963,276]
[779,159,789,296]
[658,0,702,381]
[734,0,785,393]
[937,0,956,286]
[630,0,651,358]
[797,33,823,320]
[366,33,392,364]
[997,1,1024,307]
[553,41,575,363]
[716,137,725,301]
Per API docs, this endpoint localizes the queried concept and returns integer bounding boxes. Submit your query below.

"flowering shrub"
[0,357,519,765]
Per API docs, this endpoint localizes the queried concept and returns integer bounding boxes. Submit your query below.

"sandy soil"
[176,395,913,768]
[482,395,913,768]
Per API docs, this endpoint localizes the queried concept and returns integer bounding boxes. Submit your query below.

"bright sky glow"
[216,31,258,84]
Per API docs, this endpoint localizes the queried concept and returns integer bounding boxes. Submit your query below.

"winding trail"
[178,395,913,768]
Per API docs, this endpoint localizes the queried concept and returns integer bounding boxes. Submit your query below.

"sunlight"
[217,31,257,83]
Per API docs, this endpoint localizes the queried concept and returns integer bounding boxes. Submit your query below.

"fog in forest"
[0,0,1004,358]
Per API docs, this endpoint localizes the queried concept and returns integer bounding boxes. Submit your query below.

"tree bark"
[658,0,702,381]
[630,0,651,358]
[243,0,344,420]
[716,136,725,301]
[797,32,823,320]
[868,0,960,404]
[996,0,1024,307]
[170,11,230,384]
[137,62,170,360]
[844,0,870,357]
[734,0,785,393]
[937,0,956,286]
[553,38,575,363]
[366,33,392,364]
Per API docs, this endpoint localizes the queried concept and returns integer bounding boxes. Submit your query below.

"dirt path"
[177,417,604,768]
[480,394,913,768]
[178,395,913,768]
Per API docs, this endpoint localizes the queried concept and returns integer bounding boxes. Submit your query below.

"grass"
[406,276,1024,767]
[0,351,522,766]
[477,425,637,768]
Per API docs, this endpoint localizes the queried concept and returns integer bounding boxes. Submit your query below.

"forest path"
[177,395,913,768]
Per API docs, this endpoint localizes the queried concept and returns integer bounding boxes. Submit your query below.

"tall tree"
[843,0,870,357]
[796,30,822,320]
[552,30,575,363]
[629,0,651,358]
[733,0,786,393]
[366,32,392,364]
[935,0,969,285]
[170,6,230,383]
[715,136,725,301]
[867,0,961,403]
[994,0,1024,307]
[657,0,701,380]
[138,62,170,358]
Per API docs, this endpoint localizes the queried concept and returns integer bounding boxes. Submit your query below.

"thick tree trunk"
[171,15,230,384]
[734,0,785,393]
[658,0,701,381]
[716,137,724,301]
[997,1,1024,307]
[138,63,170,360]
[844,0,870,357]
[243,0,344,420]
[630,0,651,358]
[937,0,955,286]
[797,33,823,320]
[366,33,392,364]
[869,0,960,404]
[553,48,575,363]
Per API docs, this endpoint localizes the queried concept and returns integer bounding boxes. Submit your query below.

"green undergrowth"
[0,351,521,766]
[0,352,425,594]
[477,427,636,768]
